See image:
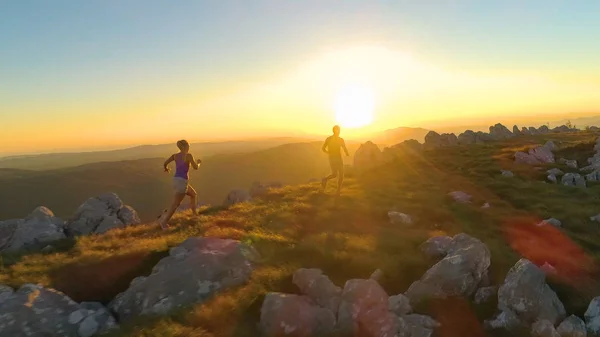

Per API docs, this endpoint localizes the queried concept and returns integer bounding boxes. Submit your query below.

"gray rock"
[530,146,555,164]
[513,125,523,136]
[502,170,515,178]
[485,309,521,330]
[536,218,562,228]
[516,151,542,165]
[389,294,412,316]
[406,234,490,304]
[522,127,532,135]
[457,130,479,145]
[585,171,600,181]
[353,141,383,173]
[544,141,558,151]
[539,125,552,134]
[590,215,600,223]
[292,268,342,314]
[530,127,541,135]
[585,297,600,335]
[223,189,251,207]
[398,314,441,337]
[562,173,586,188]
[565,160,578,169]
[556,315,586,337]
[548,174,558,183]
[388,211,412,225]
[370,269,384,282]
[109,237,258,321]
[531,319,560,337]
[494,259,565,327]
[41,245,55,253]
[65,193,140,236]
[0,206,66,252]
[0,285,13,304]
[489,123,514,140]
[419,236,452,259]
[336,279,398,337]
[448,191,472,203]
[482,202,491,209]
[424,131,458,149]
[547,168,564,176]
[259,293,336,337]
[475,286,498,304]
[0,284,117,337]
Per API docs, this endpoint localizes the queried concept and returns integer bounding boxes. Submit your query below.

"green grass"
[2,132,600,336]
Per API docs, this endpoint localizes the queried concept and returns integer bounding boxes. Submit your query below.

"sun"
[334,85,375,128]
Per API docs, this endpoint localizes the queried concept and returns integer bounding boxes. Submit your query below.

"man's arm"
[163,155,175,172]
[188,154,200,170]
[322,137,330,154]
[342,139,349,156]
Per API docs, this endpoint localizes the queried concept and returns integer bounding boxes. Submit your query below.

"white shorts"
[173,177,189,194]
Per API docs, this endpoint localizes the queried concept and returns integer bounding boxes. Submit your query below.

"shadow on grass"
[0,237,76,268]
[49,249,169,304]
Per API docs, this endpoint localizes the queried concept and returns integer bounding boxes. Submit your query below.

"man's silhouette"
[321,125,349,194]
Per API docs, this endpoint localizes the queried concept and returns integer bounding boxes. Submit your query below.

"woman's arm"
[187,154,200,170]
[163,155,175,172]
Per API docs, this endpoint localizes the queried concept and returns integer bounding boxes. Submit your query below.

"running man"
[321,125,349,194]
[159,139,201,230]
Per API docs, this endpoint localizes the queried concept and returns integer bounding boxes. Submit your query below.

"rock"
[522,127,532,135]
[585,171,600,181]
[389,294,412,316]
[406,234,490,304]
[547,168,564,176]
[0,284,117,337]
[493,259,565,328]
[530,146,555,163]
[448,191,472,203]
[458,130,489,145]
[589,126,600,132]
[336,279,398,337]
[513,125,523,136]
[370,269,384,282]
[65,193,140,236]
[292,268,342,313]
[536,218,562,228]
[540,262,558,276]
[590,215,600,223]
[548,175,558,183]
[259,293,336,337]
[539,125,551,134]
[486,309,521,330]
[553,125,572,133]
[388,211,412,225]
[562,173,586,188]
[482,202,491,209]
[585,297,600,335]
[516,151,542,165]
[223,189,251,207]
[489,123,514,140]
[41,245,55,253]
[544,141,558,151]
[529,127,541,135]
[424,131,458,149]
[109,237,258,321]
[501,170,514,178]
[0,206,66,252]
[399,314,441,337]
[353,141,383,173]
[565,160,578,169]
[556,315,586,337]
[419,236,453,259]
[531,319,560,337]
[475,286,498,304]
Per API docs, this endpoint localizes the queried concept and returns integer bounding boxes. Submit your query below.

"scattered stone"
[501,170,514,178]
[389,294,412,316]
[223,189,251,207]
[109,237,258,321]
[561,173,586,188]
[565,160,578,169]
[548,175,558,183]
[292,268,342,314]
[547,168,564,176]
[585,171,600,181]
[489,259,565,329]
[515,151,542,165]
[337,279,398,337]
[590,215,600,223]
[530,146,555,163]
[388,211,412,225]
[406,234,490,304]
[419,236,452,259]
[353,141,383,173]
[539,125,551,134]
[65,193,140,237]
[448,191,472,203]
[536,218,562,228]
[544,141,558,151]
[0,284,117,337]
[556,315,586,337]
[474,286,498,304]
[489,123,515,140]
[585,297,600,335]
[370,269,384,282]
[531,319,560,337]
[482,202,491,209]
[0,206,66,252]
[259,293,336,337]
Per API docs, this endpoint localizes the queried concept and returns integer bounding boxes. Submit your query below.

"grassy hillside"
[2,131,600,336]
[0,142,359,221]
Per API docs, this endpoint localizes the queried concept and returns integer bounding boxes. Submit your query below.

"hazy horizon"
[2,1,600,155]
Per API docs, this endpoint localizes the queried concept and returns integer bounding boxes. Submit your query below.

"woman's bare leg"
[160,193,185,229]
[187,185,198,215]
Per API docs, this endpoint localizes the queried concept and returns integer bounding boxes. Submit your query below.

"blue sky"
[1,1,600,154]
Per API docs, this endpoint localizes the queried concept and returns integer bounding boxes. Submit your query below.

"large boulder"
[539,125,551,134]
[486,259,566,330]
[259,293,336,337]
[529,127,541,135]
[336,279,398,337]
[585,297,600,335]
[561,173,586,188]
[556,315,586,337]
[489,123,514,140]
[531,319,560,337]
[516,143,556,165]
[424,131,458,149]
[399,314,441,337]
[0,284,117,337]
[353,141,383,173]
[522,127,532,135]
[108,237,258,321]
[389,294,412,316]
[405,234,491,304]
[223,189,251,207]
[292,268,342,313]
[65,193,140,237]
[0,206,66,252]
[553,125,572,133]
[419,236,453,259]
[516,152,542,165]
[513,125,523,136]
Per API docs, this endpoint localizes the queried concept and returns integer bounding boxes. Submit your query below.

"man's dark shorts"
[329,155,344,173]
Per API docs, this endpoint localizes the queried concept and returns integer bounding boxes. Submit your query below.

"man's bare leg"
[321,173,337,190]
[159,193,185,229]
[336,168,344,195]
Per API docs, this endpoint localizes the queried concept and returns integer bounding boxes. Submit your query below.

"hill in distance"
[2,131,600,336]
